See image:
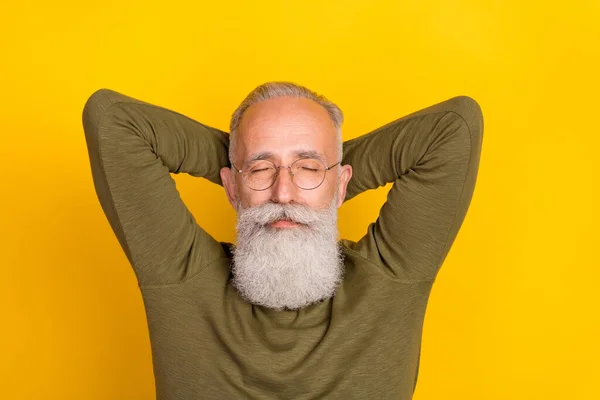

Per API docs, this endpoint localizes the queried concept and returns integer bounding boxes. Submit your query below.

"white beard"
[231,196,344,311]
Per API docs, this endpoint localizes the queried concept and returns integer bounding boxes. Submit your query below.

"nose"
[270,167,297,204]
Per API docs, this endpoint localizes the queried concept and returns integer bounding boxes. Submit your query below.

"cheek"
[305,185,337,209]
[234,176,263,207]
[239,187,270,208]
[322,179,340,206]
[235,179,337,208]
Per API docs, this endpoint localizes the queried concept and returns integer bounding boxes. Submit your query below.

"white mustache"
[239,202,325,226]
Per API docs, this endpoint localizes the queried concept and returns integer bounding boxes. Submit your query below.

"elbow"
[82,89,118,121]
[448,95,484,140]
[82,88,123,137]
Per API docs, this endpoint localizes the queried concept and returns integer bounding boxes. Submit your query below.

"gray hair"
[229,82,344,165]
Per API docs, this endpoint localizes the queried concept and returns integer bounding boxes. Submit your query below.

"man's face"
[220,96,353,310]
[221,96,352,213]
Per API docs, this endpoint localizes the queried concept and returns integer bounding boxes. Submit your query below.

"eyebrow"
[243,149,328,167]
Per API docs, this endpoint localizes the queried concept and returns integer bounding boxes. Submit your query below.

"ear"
[336,164,353,208]
[220,167,238,209]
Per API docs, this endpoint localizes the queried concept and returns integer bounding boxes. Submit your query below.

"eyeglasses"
[232,158,341,191]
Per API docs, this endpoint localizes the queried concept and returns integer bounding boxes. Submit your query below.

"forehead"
[236,96,337,162]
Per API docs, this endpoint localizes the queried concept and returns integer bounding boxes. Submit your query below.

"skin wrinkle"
[243,149,328,168]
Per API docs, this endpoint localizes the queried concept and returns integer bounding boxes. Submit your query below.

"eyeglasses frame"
[231,158,341,191]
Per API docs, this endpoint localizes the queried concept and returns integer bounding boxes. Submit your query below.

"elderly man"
[82,82,483,399]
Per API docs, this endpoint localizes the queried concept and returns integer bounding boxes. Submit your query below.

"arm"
[342,96,483,282]
[82,89,230,286]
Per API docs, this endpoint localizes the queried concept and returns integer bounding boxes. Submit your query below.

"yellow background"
[1,1,598,399]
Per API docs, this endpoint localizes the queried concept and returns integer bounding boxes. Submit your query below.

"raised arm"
[342,96,483,282]
[82,89,230,286]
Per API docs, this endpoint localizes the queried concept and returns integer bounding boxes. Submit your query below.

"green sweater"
[82,89,483,400]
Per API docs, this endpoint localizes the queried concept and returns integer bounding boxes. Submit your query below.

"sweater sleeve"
[82,89,231,286]
[342,96,483,282]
